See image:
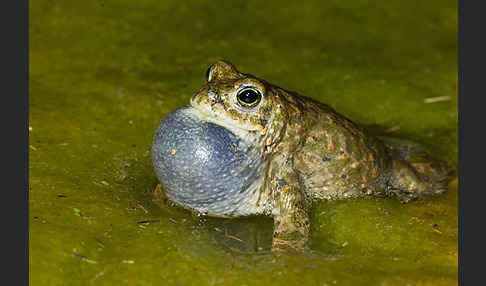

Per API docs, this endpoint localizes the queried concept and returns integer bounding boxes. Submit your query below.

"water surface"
[30,0,457,285]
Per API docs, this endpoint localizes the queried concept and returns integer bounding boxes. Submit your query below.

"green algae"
[29,0,457,285]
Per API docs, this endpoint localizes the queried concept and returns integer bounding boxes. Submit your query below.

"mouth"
[189,96,220,121]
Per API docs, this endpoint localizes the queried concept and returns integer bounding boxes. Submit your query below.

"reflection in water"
[202,216,274,254]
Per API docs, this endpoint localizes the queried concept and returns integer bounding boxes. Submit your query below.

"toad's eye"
[236,88,262,108]
[205,64,215,82]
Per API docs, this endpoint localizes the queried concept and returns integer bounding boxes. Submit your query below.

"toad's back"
[276,91,448,202]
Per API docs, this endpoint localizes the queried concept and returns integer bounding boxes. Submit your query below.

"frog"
[153,60,451,252]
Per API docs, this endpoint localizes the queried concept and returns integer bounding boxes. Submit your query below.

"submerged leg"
[384,139,451,202]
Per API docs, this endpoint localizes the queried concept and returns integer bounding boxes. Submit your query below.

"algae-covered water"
[29,0,457,285]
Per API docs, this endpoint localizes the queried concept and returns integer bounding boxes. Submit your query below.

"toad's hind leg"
[382,137,452,202]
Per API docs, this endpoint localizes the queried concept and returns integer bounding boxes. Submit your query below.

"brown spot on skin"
[342,153,349,159]
[352,162,359,168]
[328,143,334,151]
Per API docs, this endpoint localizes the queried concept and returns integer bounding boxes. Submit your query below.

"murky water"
[30,0,457,285]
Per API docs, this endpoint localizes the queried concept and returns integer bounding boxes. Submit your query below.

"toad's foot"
[152,184,169,208]
[272,237,308,253]
[271,204,310,252]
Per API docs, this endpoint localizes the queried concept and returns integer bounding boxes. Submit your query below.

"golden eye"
[236,88,262,108]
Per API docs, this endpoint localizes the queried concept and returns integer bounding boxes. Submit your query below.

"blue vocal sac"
[151,106,265,217]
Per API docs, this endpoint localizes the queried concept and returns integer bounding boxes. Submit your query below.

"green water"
[30,0,457,285]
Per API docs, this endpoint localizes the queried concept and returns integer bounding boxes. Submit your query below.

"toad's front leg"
[270,170,310,252]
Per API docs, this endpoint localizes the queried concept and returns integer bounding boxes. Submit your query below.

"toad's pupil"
[238,89,260,104]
